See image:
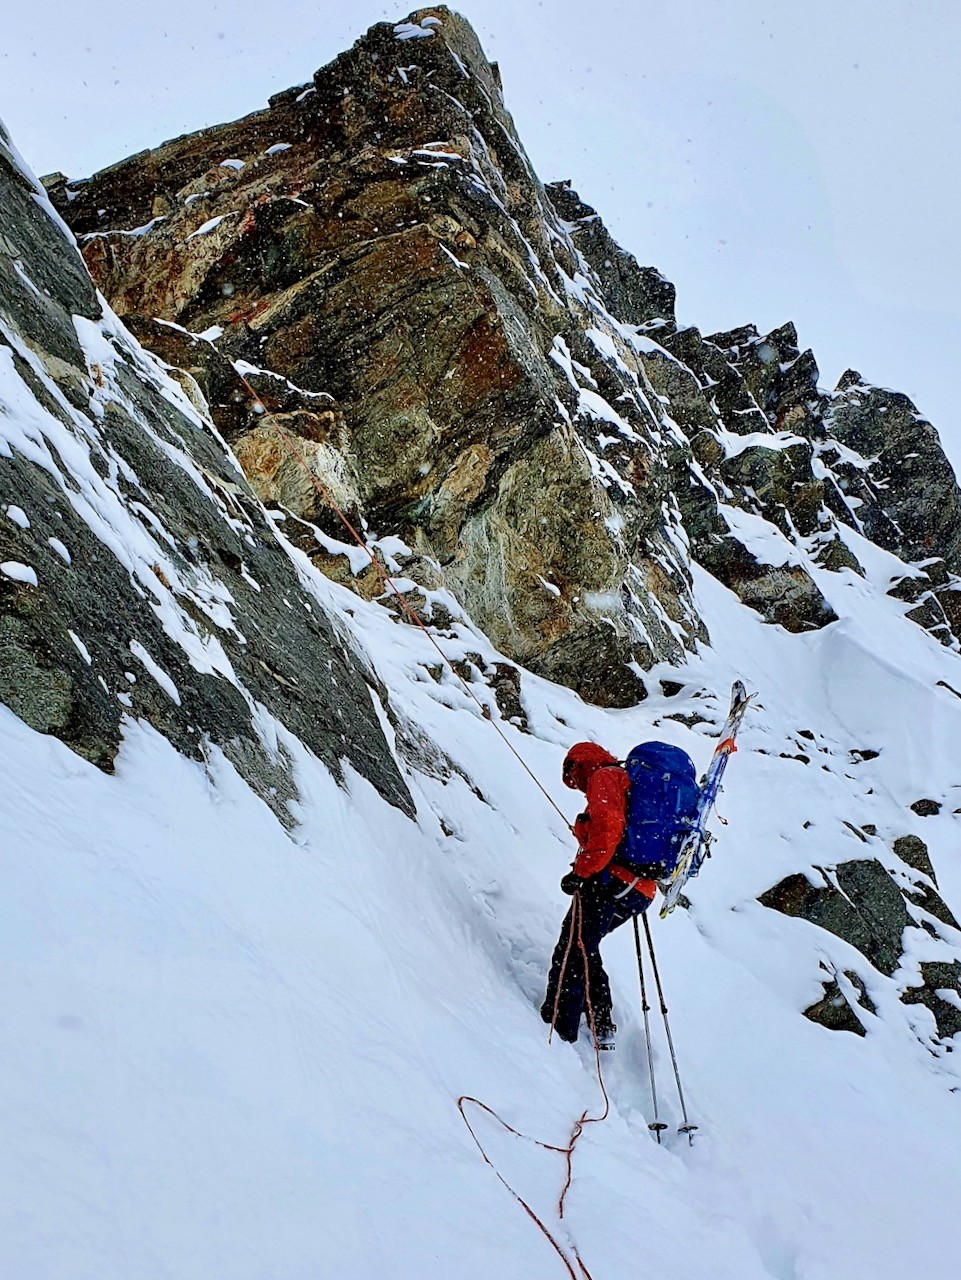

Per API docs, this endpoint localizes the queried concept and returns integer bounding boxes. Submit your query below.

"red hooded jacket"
[562,742,656,898]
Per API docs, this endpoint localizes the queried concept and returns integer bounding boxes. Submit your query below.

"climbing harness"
[612,873,643,899]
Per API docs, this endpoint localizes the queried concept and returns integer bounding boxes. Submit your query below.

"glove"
[560,871,585,896]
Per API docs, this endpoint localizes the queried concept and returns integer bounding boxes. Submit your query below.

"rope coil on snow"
[459,891,610,1279]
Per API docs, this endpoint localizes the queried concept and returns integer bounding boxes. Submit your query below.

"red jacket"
[562,742,655,898]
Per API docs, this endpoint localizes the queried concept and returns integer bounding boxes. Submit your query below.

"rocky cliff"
[5,14,961,1277]
[6,3,957,1021]
[46,7,961,709]
[1,117,411,820]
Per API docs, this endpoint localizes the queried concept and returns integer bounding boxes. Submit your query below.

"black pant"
[542,875,653,1043]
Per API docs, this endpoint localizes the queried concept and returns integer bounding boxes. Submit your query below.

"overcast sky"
[5,1,960,464]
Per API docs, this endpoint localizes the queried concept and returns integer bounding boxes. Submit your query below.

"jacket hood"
[562,742,620,791]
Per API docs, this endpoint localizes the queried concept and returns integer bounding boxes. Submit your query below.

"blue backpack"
[617,742,701,879]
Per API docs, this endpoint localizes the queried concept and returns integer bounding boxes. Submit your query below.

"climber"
[541,741,656,1048]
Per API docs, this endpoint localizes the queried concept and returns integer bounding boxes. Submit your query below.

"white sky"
[4,1,960,463]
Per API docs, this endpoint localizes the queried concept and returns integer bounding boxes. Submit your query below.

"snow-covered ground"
[3,105,961,1280]
[4,476,961,1278]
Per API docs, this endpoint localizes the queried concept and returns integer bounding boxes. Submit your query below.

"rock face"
[804,966,876,1037]
[546,180,676,330]
[1,118,412,820]
[761,845,961,1044]
[644,319,961,638]
[45,5,961,690]
[825,372,961,640]
[46,10,704,705]
[902,962,961,1040]
[759,859,911,977]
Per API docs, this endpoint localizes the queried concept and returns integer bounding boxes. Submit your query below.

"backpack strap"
[612,873,642,899]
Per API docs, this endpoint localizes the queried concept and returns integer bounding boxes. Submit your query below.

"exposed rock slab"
[901,962,961,1041]
[759,859,911,976]
[47,5,961,686]
[1,116,412,819]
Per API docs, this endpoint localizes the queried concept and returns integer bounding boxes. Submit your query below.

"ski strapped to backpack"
[659,680,753,918]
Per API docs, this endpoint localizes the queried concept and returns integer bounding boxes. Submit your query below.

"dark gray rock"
[804,967,875,1036]
[706,322,818,425]
[910,799,942,817]
[759,858,912,975]
[718,438,823,536]
[545,180,676,328]
[901,962,961,1040]
[906,884,960,932]
[805,980,866,1035]
[487,661,529,731]
[891,836,960,930]
[696,535,838,633]
[894,834,937,882]
[826,373,961,623]
[1,118,413,821]
[0,127,101,358]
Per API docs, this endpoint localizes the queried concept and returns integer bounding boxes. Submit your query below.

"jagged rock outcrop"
[1,118,412,819]
[45,9,708,705]
[545,180,676,330]
[761,844,961,1044]
[826,371,961,639]
[647,321,961,640]
[759,859,912,977]
[46,5,961,692]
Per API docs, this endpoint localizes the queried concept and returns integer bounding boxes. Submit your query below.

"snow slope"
[4,494,961,1278]
[3,113,961,1280]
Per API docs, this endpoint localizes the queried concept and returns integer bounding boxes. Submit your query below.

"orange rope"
[558,891,610,1219]
[457,1095,596,1280]
[234,368,573,833]
[547,891,580,1045]
[459,889,613,1277]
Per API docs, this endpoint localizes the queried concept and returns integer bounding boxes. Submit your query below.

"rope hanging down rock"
[233,367,573,832]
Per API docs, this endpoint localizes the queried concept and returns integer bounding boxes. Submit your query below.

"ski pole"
[632,915,667,1142]
[643,913,697,1143]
